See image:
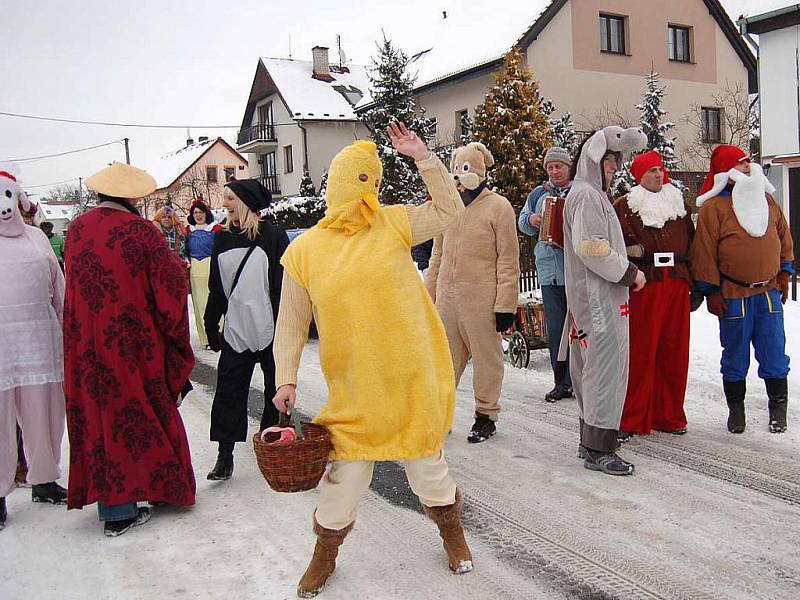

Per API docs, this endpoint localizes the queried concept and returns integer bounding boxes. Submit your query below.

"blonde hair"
[224,186,261,242]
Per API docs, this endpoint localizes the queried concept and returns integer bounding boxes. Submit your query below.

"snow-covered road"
[2,303,799,599]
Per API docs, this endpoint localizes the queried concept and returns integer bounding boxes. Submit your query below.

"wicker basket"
[252,412,331,493]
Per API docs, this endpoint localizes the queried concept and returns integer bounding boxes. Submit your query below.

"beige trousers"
[315,451,457,530]
[437,289,504,421]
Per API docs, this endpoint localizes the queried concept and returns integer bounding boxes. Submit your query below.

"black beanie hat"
[225,179,272,216]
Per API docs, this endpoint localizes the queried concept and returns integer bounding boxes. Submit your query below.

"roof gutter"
[297,122,310,171]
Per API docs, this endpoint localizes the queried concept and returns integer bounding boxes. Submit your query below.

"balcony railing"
[238,122,277,146]
[259,174,281,196]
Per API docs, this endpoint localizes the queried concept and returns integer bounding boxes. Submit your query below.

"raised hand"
[386,121,430,162]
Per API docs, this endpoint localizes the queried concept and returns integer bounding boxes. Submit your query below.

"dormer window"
[332,85,364,108]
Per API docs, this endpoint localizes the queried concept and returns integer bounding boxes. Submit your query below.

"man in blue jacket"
[518,147,573,401]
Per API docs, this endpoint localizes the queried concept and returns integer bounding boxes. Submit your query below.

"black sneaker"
[545,384,574,402]
[584,450,635,476]
[467,414,496,443]
[104,507,151,537]
[0,497,6,530]
[206,454,234,480]
[31,482,68,505]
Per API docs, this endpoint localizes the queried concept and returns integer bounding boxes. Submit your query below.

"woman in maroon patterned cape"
[64,163,195,535]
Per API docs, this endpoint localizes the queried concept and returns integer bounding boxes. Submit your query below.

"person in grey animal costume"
[561,126,647,476]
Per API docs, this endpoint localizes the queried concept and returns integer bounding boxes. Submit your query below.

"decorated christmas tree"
[473,49,553,213]
[361,36,435,205]
[298,169,316,197]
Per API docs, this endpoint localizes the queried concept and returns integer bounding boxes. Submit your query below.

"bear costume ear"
[449,149,460,173]
[469,142,495,168]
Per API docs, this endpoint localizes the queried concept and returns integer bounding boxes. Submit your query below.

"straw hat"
[85,162,157,199]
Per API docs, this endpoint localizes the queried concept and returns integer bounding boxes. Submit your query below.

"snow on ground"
[2,299,799,599]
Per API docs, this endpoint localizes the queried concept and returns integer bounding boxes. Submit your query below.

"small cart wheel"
[508,331,530,369]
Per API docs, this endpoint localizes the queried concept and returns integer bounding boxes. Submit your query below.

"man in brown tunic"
[692,144,794,434]
[614,151,695,439]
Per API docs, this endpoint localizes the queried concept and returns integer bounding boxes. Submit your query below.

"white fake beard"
[731,164,770,237]
[626,183,686,228]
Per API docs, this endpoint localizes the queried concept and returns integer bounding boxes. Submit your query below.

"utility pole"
[124,138,130,164]
[77,177,83,215]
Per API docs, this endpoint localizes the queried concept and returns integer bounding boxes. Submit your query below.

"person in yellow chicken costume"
[272,123,473,598]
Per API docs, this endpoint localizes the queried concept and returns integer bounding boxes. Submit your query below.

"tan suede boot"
[296,518,354,598]
[423,489,474,574]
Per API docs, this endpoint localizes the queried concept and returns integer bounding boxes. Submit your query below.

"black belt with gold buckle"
[720,272,776,289]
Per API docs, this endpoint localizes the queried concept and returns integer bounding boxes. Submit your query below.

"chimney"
[312,46,333,81]
[199,136,209,143]
[186,136,194,147]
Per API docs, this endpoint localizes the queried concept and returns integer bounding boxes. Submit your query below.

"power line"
[23,178,79,189]
[4,140,123,163]
[0,110,303,129]
[0,110,241,129]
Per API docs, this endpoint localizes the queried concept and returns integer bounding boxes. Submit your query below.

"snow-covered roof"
[146,137,235,190]
[39,202,77,221]
[410,0,552,88]
[261,57,372,121]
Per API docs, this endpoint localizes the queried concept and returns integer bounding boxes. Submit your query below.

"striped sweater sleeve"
[274,271,313,387]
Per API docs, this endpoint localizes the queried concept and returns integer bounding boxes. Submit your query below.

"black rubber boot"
[765,378,788,433]
[207,442,235,480]
[31,482,68,504]
[0,497,6,530]
[723,380,746,434]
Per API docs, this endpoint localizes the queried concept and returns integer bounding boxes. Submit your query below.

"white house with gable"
[744,3,800,251]
[236,46,372,199]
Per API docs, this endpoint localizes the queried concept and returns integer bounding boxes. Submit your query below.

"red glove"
[706,293,727,318]
[777,271,790,304]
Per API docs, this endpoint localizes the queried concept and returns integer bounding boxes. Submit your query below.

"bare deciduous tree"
[682,81,758,168]
[579,101,637,131]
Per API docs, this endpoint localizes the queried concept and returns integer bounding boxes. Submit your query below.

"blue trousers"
[98,502,137,522]
[719,289,790,381]
[541,285,572,387]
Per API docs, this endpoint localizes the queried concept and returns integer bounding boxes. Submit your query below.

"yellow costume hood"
[317,140,383,236]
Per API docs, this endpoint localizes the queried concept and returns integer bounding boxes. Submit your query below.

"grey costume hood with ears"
[557,126,647,442]
[575,126,648,191]
[0,165,29,238]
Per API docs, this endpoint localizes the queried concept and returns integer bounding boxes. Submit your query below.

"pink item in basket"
[260,426,297,446]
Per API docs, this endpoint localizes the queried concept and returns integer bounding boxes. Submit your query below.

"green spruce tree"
[298,169,316,197]
[613,69,678,196]
[473,49,553,213]
[361,35,435,205]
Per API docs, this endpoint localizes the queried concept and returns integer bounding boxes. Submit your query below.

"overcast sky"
[0,0,784,196]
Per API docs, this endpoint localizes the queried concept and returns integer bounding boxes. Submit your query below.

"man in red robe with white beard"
[614,152,695,438]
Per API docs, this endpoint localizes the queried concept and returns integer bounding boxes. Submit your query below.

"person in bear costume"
[0,165,68,531]
[424,142,520,443]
